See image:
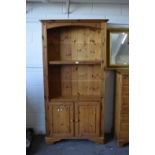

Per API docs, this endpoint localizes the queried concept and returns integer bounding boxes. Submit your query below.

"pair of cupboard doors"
[47,101,101,138]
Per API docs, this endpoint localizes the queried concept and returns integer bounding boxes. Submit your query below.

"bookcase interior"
[47,26,101,61]
[48,65,102,100]
[47,26,102,100]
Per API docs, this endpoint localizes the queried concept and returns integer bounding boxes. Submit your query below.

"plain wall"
[26,2,129,134]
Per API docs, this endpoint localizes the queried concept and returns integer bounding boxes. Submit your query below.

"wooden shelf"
[50,95,101,102]
[49,60,102,65]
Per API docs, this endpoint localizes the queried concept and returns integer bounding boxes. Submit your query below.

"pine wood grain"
[42,20,108,144]
[114,70,129,146]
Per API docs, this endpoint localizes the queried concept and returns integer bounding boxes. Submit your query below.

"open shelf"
[47,27,101,62]
[49,60,102,65]
[50,95,101,102]
[47,26,103,101]
[48,65,102,99]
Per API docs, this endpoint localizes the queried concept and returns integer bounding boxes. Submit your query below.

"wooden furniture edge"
[40,19,109,23]
[45,136,104,144]
[40,19,108,29]
[116,139,129,147]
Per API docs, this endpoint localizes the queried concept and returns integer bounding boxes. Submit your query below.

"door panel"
[75,102,100,137]
[49,102,74,137]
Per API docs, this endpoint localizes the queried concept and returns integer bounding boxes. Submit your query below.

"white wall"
[26,2,129,134]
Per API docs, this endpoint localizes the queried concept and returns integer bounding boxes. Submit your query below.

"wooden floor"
[27,135,129,155]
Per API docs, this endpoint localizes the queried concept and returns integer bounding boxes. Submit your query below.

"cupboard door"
[75,102,100,137]
[49,102,74,137]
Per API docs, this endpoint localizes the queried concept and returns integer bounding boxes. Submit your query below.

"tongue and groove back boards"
[47,26,103,99]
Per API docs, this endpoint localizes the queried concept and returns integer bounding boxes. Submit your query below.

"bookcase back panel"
[47,29,60,61]
[47,27,101,61]
[48,66,62,98]
[61,65,101,96]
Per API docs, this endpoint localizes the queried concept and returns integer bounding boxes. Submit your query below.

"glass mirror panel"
[108,29,129,68]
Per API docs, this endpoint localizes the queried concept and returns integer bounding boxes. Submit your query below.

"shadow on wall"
[26,97,37,131]
[26,96,45,134]
[104,71,115,133]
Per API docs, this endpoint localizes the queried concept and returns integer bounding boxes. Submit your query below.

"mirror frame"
[107,28,129,69]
